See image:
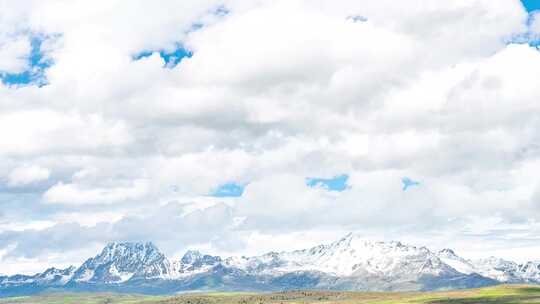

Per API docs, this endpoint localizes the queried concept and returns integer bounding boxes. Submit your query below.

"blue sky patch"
[132,5,227,67]
[306,174,349,192]
[0,34,54,87]
[511,2,540,47]
[210,182,245,197]
[522,0,540,12]
[133,44,192,68]
[402,177,420,191]
[186,5,229,34]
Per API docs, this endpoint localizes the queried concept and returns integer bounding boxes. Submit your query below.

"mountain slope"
[222,233,496,291]
[69,242,172,284]
[0,234,539,297]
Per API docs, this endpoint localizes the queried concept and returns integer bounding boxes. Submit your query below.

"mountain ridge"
[0,233,538,297]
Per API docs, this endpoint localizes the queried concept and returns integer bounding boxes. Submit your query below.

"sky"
[0,0,540,275]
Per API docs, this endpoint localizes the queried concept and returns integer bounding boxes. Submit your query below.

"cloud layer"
[0,0,539,274]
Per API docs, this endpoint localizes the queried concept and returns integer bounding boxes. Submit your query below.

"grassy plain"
[2,285,540,304]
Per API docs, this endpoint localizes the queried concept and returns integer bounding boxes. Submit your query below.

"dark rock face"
[181,250,222,271]
[70,242,171,283]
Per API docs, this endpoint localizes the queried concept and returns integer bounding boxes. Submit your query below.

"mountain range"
[1,233,539,297]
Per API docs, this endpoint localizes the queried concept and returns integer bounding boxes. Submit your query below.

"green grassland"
[2,285,540,304]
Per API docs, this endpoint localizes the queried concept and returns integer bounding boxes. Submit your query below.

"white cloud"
[43,179,149,205]
[0,110,132,157]
[0,0,539,274]
[0,35,30,74]
[530,11,540,39]
[7,165,51,187]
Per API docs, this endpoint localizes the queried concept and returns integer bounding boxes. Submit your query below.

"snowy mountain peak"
[98,241,168,267]
[180,250,222,268]
[330,233,420,253]
[33,266,76,285]
[222,233,456,279]
[70,241,172,283]
[335,232,369,245]
[181,250,203,264]
[41,266,75,276]
[439,248,457,257]
[519,261,540,281]
[102,241,160,257]
[3,233,540,296]
[437,248,476,275]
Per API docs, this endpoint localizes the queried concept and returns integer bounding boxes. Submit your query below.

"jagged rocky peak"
[332,232,413,251]
[181,250,203,264]
[521,261,540,271]
[321,232,377,252]
[40,266,76,276]
[100,241,169,267]
[4,233,540,296]
[100,241,163,261]
[335,232,365,244]
[260,233,453,279]
[519,261,540,281]
[71,241,172,283]
[439,248,457,257]
[102,241,169,268]
[474,256,516,268]
[34,266,76,285]
[181,249,221,266]
[321,233,429,257]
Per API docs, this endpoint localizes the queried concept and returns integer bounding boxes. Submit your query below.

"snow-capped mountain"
[1,233,539,297]
[70,242,172,283]
[33,266,77,285]
[225,235,460,279]
[519,261,540,282]
[435,247,540,284]
[173,250,222,276]
[470,256,523,283]
[437,248,478,275]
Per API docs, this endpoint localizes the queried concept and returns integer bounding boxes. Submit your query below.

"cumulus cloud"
[529,11,540,41]
[43,179,149,205]
[7,165,50,187]
[0,110,132,157]
[0,35,30,74]
[0,0,539,274]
